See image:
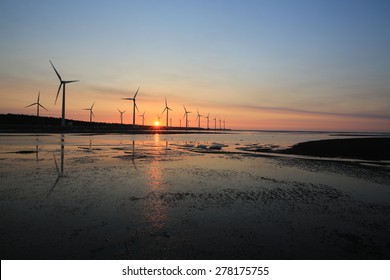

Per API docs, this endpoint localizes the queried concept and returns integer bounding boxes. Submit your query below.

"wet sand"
[1,133,390,259]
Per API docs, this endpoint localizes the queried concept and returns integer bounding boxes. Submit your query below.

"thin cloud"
[230,104,390,121]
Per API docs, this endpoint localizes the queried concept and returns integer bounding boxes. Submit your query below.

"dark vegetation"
[0,113,227,134]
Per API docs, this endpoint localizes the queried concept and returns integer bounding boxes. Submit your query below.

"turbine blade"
[135,102,139,112]
[25,103,37,108]
[91,102,95,109]
[50,61,62,82]
[122,98,134,100]
[55,84,62,104]
[165,97,167,107]
[162,107,166,114]
[39,104,48,111]
[134,86,140,99]
[64,80,79,84]
[37,91,40,102]
[118,108,121,113]
[92,111,95,117]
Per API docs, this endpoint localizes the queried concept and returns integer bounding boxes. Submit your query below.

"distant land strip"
[0,114,230,134]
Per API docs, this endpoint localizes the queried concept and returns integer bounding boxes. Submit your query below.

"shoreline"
[237,137,390,161]
[277,137,390,161]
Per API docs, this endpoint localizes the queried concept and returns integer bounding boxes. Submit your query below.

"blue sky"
[1,0,389,131]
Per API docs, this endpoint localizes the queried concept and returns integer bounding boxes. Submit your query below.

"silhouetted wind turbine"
[223,119,226,130]
[162,97,173,127]
[118,108,126,125]
[139,111,145,126]
[205,113,210,130]
[122,86,140,127]
[83,102,95,122]
[25,91,48,117]
[213,116,217,130]
[196,109,202,128]
[183,105,191,128]
[50,61,79,127]
[219,118,222,130]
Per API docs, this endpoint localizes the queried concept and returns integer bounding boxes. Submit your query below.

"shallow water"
[1,132,390,259]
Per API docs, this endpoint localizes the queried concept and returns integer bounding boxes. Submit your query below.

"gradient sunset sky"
[1,0,389,131]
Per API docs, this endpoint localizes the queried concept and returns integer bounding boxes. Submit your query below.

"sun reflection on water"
[144,133,168,229]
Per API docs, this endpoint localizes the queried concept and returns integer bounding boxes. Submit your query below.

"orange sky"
[1,1,390,132]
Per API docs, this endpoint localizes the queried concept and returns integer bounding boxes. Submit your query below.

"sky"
[1,0,390,131]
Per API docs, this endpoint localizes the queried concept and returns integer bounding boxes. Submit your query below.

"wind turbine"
[219,118,222,130]
[183,105,191,128]
[50,61,79,127]
[155,114,161,126]
[122,86,140,127]
[162,97,173,127]
[139,111,145,126]
[118,108,126,125]
[205,113,210,130]
[223,119,226,130]
[196,109,202,128]
[83,102,95,122]
[25,91,48,117]
[213,116,217,130]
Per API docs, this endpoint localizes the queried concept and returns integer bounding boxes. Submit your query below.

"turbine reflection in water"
[48,134,64,197]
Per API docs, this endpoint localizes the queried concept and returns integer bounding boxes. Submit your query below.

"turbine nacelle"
[50,61,79,105]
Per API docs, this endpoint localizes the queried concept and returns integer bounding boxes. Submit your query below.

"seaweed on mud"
[237,143,283,152]
[272,157,390,185]
[126,181,350,211]
[12,150,37,154]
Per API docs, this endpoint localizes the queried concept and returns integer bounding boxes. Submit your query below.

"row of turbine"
[25,61,227,129]
[120,87,226,129]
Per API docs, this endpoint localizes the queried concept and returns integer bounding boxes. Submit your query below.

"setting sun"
[154,121,160,126]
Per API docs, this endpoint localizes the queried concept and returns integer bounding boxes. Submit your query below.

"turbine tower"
[205,113,210,130]
[183,106,191,128]
[162,97,173,127]
[196,110,202,128]
[139,111,145,126]
[122,87,140,127]
[83,102,95,122]
[118,108,126,125]
[213,116,217,130]
[223,119,226,130]
[50,61,79,127]
[219,118,222,130]
[25,91,48,117]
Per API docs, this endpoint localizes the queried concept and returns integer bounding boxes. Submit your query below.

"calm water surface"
[1,131,390,259]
